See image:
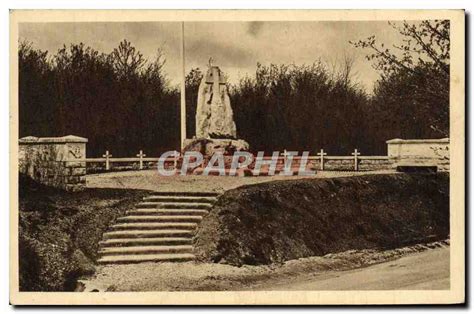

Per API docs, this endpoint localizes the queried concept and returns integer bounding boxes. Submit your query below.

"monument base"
[182,138,249,156]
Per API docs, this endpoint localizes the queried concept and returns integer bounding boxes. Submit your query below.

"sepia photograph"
[9,9,465,305]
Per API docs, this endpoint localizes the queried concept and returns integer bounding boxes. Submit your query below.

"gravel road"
[256,245,449,290]
[86,169,395,192]
[79,241,449,291]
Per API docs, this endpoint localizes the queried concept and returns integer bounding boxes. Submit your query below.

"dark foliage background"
[19,40,179,157]
[19,21,449,156]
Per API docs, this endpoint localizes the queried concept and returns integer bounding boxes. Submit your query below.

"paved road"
[261,246,450,290]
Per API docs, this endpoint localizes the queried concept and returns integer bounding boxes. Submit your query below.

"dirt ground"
[257,245,450,290]
[85,169,395,192]
[79,240,449,291]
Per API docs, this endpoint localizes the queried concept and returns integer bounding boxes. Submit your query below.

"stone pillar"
[386,138,450,171]
[19,135,88,191]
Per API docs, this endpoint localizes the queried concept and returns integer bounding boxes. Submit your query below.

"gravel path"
[79,240,449,292]
[86,170,395,192]
[258,245,450,290]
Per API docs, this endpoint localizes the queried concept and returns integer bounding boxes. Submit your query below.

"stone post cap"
[386,138,449,144]
[19,135,88,144]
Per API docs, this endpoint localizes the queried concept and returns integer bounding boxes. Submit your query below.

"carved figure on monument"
[196,59,237,139]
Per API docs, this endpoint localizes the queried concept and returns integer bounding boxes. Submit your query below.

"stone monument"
[196,63,236,139]
[183,60,249,156]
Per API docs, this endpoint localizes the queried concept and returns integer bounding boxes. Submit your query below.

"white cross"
[317,149,327,170]
[281,149,292,164]
[173,152,180,170]
[102,150,112,171]
[351,149,361,171]
[281,149,292,158]
[136,150,146,170]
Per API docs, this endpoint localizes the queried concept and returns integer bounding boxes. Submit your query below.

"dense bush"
[19,40,179,157]
[230,62,372,154]
[352,20,450,148]
[19,20,449,156]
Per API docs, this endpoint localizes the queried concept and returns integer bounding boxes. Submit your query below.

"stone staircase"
[97,191,220,264]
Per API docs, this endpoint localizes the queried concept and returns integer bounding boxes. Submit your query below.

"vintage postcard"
[10,10,465,305]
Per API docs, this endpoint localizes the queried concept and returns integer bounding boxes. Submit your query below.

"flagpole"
[180,21,186,149]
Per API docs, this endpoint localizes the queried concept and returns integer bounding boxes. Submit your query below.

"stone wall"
[190,155,392,174]
[386,138,450,171]
[19,135,88,191]
[358,158,393,171]
[306,157,392,172]
[86,161,158,173]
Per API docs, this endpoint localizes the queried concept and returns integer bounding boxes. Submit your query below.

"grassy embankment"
[195,173,449,266]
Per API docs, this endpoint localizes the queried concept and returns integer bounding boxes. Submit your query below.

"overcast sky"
[19,21,407,91]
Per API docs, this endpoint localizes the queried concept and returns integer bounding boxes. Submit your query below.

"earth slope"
[194,173,449,265]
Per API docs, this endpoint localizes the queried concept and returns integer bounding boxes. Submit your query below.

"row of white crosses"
[102,150,178,171]
[318,148,361,171]
[102,150,147,171]
[280,149,361,171]
[101,149,362,171]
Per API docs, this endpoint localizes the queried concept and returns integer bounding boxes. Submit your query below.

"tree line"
[19,20,449,156]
